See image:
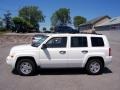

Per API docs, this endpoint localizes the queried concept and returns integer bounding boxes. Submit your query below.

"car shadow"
[37,68,86,75]
[37,67,112,75]
[12,67,112,76]
[103,67,112,74]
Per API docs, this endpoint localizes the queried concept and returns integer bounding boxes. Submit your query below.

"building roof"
[79,15,111,26]
[97,16,120,26]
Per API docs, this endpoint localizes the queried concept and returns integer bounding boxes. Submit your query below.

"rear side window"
[71,37,87,47]
[91,37,104,47]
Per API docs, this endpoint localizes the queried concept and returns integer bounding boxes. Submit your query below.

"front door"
[39,37,69,68]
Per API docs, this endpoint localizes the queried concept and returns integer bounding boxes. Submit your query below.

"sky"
[0,0,120,29]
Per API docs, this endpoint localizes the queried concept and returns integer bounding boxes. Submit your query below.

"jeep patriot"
[6,33,112,75]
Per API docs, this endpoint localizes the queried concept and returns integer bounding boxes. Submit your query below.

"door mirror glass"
[41,44,47,49]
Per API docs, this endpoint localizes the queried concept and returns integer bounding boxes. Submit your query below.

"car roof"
[48,33,104,37]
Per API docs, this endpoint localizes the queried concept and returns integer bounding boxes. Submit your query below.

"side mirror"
[41,44,47,49]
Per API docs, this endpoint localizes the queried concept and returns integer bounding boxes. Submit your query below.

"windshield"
[31,35,48,47]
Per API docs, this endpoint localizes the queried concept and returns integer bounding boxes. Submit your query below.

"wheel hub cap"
[20,62,32,75]
[89,62,100,73]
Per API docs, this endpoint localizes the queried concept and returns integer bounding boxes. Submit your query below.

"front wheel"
[85,59,103,75]
[16,59,36,76]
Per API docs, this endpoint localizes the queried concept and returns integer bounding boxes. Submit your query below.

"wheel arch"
[15,56,37,69]
[84,56,105,68]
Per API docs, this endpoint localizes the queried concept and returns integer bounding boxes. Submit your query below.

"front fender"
[14,52,39,66]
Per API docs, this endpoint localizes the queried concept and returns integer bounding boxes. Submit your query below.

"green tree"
[3,11,12,30]
[51,8,71,26]
[0,17,5,31]
[51,13,58,26]
[19,5,45,31]
[12,17,33,33]
[0,17,3,28]
[73,16,87,29]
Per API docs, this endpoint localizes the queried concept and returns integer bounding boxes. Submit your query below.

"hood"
[11,44,37,51]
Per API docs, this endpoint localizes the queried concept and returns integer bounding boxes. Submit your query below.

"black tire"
[85,59,103,75]
[16,59,36,76]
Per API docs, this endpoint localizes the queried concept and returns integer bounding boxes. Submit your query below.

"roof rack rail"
[53,32,103,35]
[79,32,102,35]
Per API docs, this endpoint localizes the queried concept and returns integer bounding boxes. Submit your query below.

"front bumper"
[6,56,16,69]
[105,56,112,66]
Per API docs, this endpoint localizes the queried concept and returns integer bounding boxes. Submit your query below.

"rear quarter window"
[91,37,104,47]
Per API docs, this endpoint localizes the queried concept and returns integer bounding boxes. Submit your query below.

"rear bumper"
[104,56,112,66]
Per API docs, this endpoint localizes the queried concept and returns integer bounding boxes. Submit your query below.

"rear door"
[68,36,88,67]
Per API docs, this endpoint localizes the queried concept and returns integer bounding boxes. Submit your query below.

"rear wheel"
[16,59,36,76]
[85,59,103,75]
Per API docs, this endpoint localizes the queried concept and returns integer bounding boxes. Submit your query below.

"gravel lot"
[0,31,120,90]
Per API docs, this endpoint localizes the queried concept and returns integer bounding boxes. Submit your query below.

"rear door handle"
[59,51,66,54]
[81,50,88,54]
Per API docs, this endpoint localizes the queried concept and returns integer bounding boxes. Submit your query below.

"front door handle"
[81,50,88,54]
[59,51,66,54]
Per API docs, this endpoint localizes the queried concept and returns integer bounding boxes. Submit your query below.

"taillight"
[109,48,111,56]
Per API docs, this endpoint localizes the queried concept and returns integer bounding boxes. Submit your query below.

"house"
[78,16,111,32]
[95,16,120,31]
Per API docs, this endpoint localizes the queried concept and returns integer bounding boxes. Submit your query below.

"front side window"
[71,37,88,47]
[91,37,104,47]
[46,37,67,48]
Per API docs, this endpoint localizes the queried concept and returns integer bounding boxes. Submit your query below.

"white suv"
[6,34,112,75]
